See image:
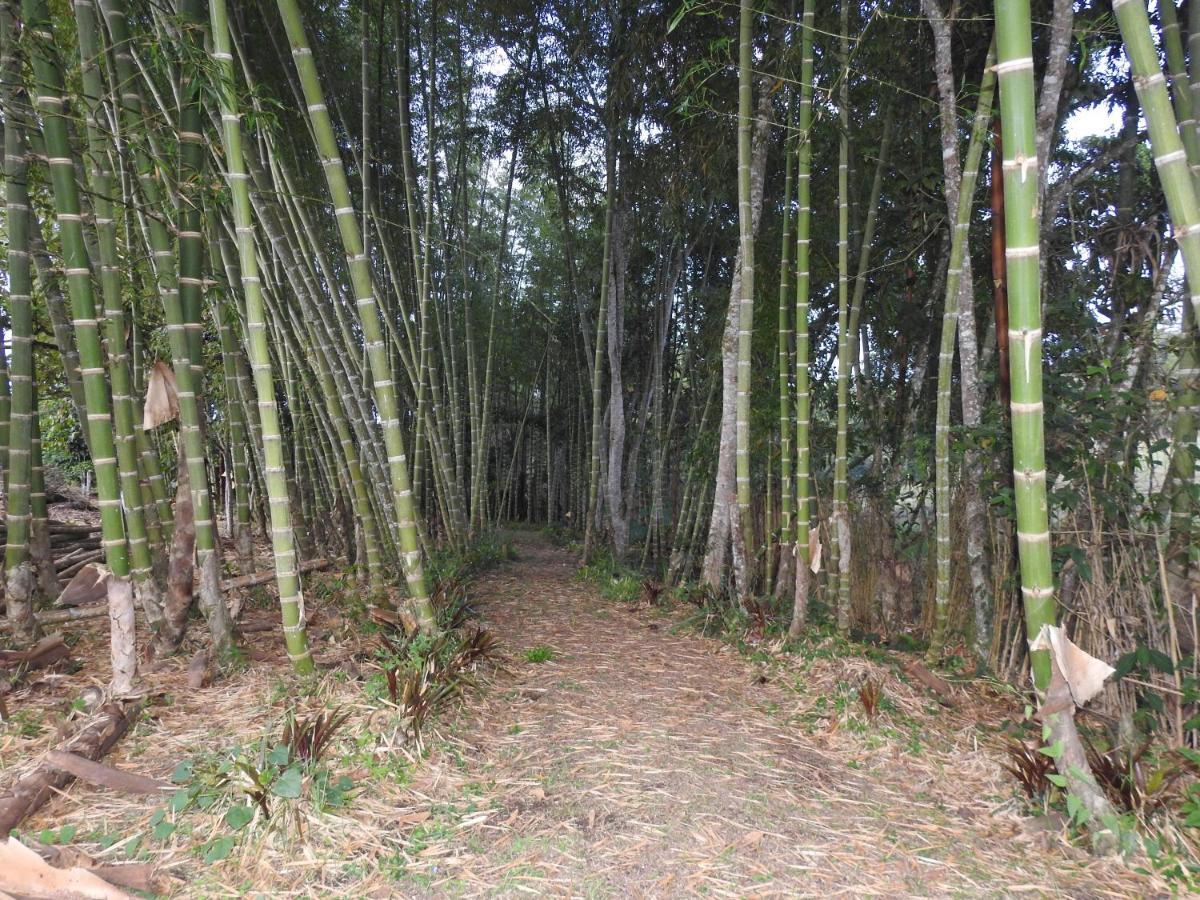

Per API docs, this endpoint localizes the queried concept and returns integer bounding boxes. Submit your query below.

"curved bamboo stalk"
[274,0,435,632]
[928,42,996,662]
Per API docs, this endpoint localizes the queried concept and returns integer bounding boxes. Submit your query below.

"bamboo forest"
[5,0,1200,894]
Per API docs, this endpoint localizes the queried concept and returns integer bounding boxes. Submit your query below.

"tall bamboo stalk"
[584,138,615,562]
[74,0,165,635]
[997,0,1115,826]
[775,104,795,598]
[1114,0,1200,325]
[211,0,313,673]
[3,0,39,644]
[733,0,757,600]
[23,0,136,691]
[789,0,815,639]
[832,0,852,632]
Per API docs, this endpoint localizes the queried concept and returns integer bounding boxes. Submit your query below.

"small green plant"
[368,625,499,746]
[524,645,554,663]
[281,707,351,766]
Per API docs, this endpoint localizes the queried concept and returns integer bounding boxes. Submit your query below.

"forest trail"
[403,532,1149,897]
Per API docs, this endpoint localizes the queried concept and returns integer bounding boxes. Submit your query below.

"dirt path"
[400,532,1153,897]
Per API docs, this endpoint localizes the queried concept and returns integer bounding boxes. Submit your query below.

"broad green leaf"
[1038,740,1064,760]
[202,835,236,863]
[171,760,193,784]
[224,804,254,831]
[273,766,303,799]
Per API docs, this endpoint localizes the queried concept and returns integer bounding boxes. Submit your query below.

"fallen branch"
[0,701,141,837]
[221,557,331,591]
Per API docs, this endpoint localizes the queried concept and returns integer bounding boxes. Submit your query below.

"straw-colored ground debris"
[1,531,1165,896]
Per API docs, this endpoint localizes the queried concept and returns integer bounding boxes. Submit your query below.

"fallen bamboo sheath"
[0,634,70,670]
[43,751,171,795]
[0,701,141,837]
[0,558,334,631]
[0,836,134,900]
[901,659,957,707]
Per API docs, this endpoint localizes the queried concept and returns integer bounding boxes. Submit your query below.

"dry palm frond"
[859,677,883,719]
[450,627,499,671]
[745,597,770,642]
[282,707,351,766]
[1085,738,1200,815]
[641,580,665,606]
[1000,737,1054,799]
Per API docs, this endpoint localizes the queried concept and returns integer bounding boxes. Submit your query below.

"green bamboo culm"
[73,0,165,634]
[1157,0,1200,179]
[832,0,852,631]
[274,0,436,633]
[734,0,757,598]
[995,0,1053,690]
[210,0,314,673]
[929,43,997,662]
[178,0,235,649]
[997,0,1118,831]
[2,0,39,644]
[23,0,137,692]
[212,294,257,577]
[1151,0,1200,593]
[775,94,796,598]
[789,0,815,639]
[97,0,233,654]
[583,138,614,563]
[1114,0,1200,326]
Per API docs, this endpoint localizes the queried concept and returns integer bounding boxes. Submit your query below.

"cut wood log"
[0,523,100,536]
[43,751,171,795]
[0,702,141,837]
[0,604,113,630]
